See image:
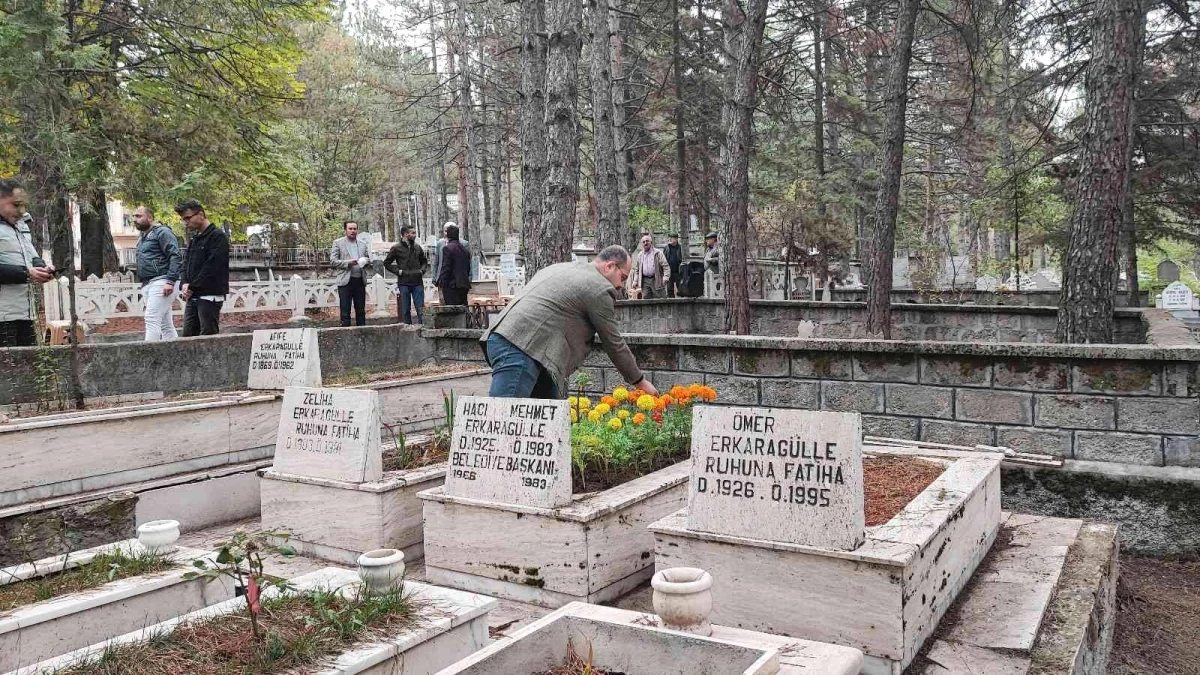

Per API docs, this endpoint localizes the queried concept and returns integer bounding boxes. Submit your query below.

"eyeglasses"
[179,212,198,222]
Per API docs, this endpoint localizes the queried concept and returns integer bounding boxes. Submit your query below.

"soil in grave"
[863,456,946,526]
[533,639,624,675]
[0,549,175,615]
[324,361,484,387]
[572,446,691,495]
[381,440,450,473]
[53,587,418,675]
[1111,555,1200,675]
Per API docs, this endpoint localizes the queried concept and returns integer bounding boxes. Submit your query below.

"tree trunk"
[610,0,632,248]
[429,2,450,227]
[864,0,921,338]
[455,0,482,244]
[519,0,548,265]
[590,0,622,250]
[673,0,689,247]
[1123,196,1139,306]
[1056,0,1145,342]
[719,0,768,335]
[532,0,582,277]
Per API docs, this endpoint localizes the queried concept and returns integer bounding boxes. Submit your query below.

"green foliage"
[1,544,173,611]
[628,206,670,235]
[183,529,296,641]
[1138,241,1200,295]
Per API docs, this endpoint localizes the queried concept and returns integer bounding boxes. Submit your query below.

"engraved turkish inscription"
[444,396,572,508]
[687,406,864,550]
[273,387,382,483]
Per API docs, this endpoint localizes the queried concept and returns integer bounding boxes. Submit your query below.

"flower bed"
[0,541,229,672]
[16,567,496,675]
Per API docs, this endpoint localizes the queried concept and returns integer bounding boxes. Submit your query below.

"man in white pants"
[133,206,182,341]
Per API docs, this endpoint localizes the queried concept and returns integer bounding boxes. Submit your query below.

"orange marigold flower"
[632,412,647,425]
[687,384,705,398]
[677,395,692,406]
[700,386,717,401]
[660,394,674,407]
[601,395,619,408]
[669,385,687,399]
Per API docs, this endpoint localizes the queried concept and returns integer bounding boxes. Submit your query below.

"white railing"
[43,271,438,325]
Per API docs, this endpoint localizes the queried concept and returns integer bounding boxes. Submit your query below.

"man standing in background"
[331,220,371,327]
[177,199,229,336]
[630,234,670,299]
[133,206,181,341]
[433,221,472,301]
[435,225,471,306]
[384,224,427,324]
[664,233,683,298]
[0,179,54,347]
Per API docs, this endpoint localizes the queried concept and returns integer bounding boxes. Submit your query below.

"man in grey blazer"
[480,245,658,399]
[331,220,372,326]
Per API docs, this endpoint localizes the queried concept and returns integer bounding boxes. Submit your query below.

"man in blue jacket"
[0,179,55,347]
[132,206,182,341]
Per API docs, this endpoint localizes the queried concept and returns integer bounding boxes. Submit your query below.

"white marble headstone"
[499,253,517,277]
[687,406,864,550]
[247,328,321,390]
[273,387,382,483]
[444,396,572,508]
[1162,281,1194,310]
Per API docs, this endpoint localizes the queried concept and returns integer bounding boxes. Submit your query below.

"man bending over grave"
[481,245,659,400]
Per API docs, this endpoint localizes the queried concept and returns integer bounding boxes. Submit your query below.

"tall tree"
[1055,0,1145,343]
[531,0,583,277]
[591,0,623,250]
[519,0,549,260]
[719,0,768,334]
[864,0,921,338]
[455,0,482,243]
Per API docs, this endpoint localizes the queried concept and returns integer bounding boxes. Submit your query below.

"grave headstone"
[687,406,864,550]
[444,396,572,508]
[273,387,382,483]
[499,253,517,278]
[248,328,321,390]
[1158,260,1181,283]
[1162,281,1194,310]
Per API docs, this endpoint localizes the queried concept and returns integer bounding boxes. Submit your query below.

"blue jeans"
[486,333,559,399]
[398,284,424,324]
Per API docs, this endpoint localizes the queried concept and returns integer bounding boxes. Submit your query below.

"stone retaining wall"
[609,299,1148,343]
[0,323,434,405]
[828,288,1149,307]
[426,329,1200,469]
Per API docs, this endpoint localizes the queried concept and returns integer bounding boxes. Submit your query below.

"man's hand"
[180,283,192,301]
[162,282,175,297]
[28,266,53,284]
[634,379,658,396]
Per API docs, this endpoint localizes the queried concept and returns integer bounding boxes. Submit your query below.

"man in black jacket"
[176,199,229,336]
[435,225,471,306]
[384,225,428,324]
[664,233,683,298]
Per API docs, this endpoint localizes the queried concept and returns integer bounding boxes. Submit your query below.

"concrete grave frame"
[649,446,1003,675]
[13,567,497,675]
[420,462,690,608]
[0,541,231,673]
[259,463,447,565]
[435,601,865,675]
[1,370,490,525]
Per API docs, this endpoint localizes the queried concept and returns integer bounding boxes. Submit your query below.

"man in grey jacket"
[331,220,372,326]
[0,179,55,347]
[480,245,658,399]
[133,206,182,341]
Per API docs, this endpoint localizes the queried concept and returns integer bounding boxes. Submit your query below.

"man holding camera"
[0,178,55,347]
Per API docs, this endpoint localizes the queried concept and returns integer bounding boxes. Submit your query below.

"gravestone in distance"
[273,387,382,483]
[688,406,864,550]
[499,253,517,278]
[248,328,321,390]
[444,396,572,508]
[1162,281,1194,310]
[1158,259,1181,283]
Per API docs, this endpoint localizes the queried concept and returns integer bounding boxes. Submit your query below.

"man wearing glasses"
[175,199,229,336]
[480,245,658,400]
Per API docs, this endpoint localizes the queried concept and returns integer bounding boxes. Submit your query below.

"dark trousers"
[441,286,468,306]
[398,283,424,324]
[339,276,367,326]
[182,298,222,336]
[666,270,681,298]
[0,320,37,347]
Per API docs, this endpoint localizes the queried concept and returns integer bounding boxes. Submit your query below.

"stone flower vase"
[136,520,180,556]
[652,567,714,636]
[357,549,405,593]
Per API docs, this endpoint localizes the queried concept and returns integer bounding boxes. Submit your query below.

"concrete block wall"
[611,299,1148,343]
[426,329,1200,469]
[0,323,434,405]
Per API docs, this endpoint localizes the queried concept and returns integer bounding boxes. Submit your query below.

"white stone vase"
[357,549,405,593]
[652,567,714,636]
[136,520,180,556]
